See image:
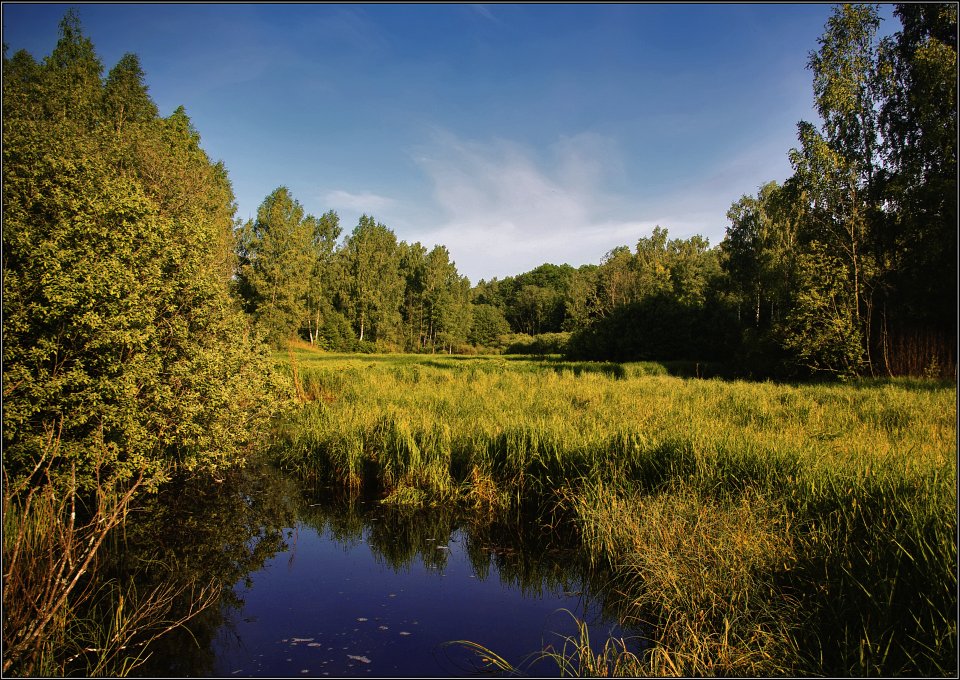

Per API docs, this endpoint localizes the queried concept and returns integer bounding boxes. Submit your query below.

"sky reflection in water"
[211,499,627,678]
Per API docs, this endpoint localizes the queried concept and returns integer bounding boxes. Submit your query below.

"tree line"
[719,3,957,378]
[239,3,954,380]
[234,191,471,353]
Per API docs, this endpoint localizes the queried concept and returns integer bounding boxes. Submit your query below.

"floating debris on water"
[378,625,388,630]
[356,617,368,622]
[388,593,396,598]
[347,654,372,664]
[300,670,309,674]
[307,642,323,647]
[399,631,411,636]
[292,637,315,643]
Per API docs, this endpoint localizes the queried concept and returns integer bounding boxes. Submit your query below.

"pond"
[128,462,636,677]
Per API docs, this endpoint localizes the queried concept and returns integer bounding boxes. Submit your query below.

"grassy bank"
[272,347,956,676]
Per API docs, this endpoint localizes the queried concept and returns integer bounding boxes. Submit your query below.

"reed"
[1,432,219,676]
[271,349,956,675]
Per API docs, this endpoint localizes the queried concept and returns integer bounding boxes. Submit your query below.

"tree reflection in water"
[117,460,634,677]
[124,460,296,677]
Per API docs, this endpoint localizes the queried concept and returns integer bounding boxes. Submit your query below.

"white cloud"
[410,130,691,282]
[323,189,396,212]
[403,126,803,283]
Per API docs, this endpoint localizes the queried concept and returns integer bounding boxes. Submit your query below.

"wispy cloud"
[469,4,501,24]
[410,130,697,282]
[407,128,801,283]
[323,189,396,212]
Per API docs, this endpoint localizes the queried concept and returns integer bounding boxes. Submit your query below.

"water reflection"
[125,461,634,677]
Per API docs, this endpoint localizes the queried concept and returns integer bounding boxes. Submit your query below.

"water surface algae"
[274,350,957,676]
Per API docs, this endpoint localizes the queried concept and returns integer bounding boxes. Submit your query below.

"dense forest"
[232,3,956,379]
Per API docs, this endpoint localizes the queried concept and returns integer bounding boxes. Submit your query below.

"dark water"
[129,463,635,677]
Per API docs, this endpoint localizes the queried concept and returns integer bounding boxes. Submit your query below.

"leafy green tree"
[722,180,801,328]
[471,276,511,312]
[667,234,717,307]
[468,303,511,347]
[236,187,322,347]
[338,215,404,344]
[877,3,957,353]
[716,3,956,378]
[2,13,281,489]
[567,228,732,363]
[809,3,883,194]
[633,226,674,299]
[397,240,430,350]
[41,9,103,127]
[562,264,598,332]
[422,245,471,351]
[303,209,342,345]
[781,242,864,377]
[103,53,158,136]
[510,285,558,336]
[593,245,639,318]
[801,3,886,372]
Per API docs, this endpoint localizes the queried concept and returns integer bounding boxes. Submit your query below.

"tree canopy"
[3,11,282,489]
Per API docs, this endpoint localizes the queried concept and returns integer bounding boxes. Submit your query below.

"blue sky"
[2,3,899,284]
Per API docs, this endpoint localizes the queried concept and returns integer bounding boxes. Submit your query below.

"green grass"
[272,347,957,676]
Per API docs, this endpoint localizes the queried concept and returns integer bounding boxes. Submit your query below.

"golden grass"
[272,349,957,676]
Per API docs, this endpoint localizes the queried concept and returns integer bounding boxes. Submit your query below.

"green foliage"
[719,3,957,379]
[103,53,158,134]
[236,187,327,347]
[2,14,282,489]
[566,229,737,363]
[877,3,957,335]
[468,303,512,348]
[473,263,581,336]
[503,332,571,355]
[781,242,865,378]
[337,215,405,344]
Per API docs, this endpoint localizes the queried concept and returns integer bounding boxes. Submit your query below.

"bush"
[503,332,570,355]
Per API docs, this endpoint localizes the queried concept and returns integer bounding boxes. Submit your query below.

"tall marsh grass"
[273,348,957,675]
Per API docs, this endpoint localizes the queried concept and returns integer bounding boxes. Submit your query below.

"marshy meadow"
[268,346,957,676]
